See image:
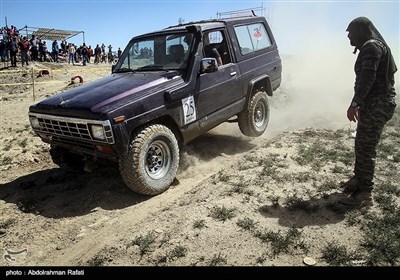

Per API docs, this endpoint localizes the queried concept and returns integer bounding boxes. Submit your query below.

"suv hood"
[31,71,181,114]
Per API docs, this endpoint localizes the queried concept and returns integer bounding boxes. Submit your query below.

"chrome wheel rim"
[145,140,171,180]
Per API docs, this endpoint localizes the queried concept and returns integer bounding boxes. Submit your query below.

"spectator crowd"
[1,24,120,67]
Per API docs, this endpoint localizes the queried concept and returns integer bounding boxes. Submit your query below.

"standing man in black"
[9,37,18,67]
[341,17,397,206]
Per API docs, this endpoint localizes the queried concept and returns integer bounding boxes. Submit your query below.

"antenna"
[266,7,274,27]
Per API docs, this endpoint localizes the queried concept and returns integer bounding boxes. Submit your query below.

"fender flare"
[246,74,273,104]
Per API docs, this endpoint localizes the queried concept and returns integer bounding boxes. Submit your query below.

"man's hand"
[347,105,359,122]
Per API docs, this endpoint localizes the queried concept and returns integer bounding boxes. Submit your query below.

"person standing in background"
[87,45,93,63]
[68,43,76,65]
[81,43,88,66]
[30,34,38,61]
[18,36,30,66]
[52,40,59,63]
[117,47,122,60]
[94,44,101,64]
[41,41,48,62]
[9,37,18,67]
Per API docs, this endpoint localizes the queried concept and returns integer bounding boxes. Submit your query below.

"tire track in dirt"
[47,122,263,264]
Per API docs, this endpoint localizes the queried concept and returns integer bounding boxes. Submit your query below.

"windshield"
[114,32,194,73]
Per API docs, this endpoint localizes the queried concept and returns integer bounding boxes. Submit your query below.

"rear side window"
[234,23,272,55]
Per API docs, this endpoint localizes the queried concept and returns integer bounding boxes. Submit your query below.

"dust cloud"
[265,0,399,137]
[268,47,357,137]
[208,40,359,141]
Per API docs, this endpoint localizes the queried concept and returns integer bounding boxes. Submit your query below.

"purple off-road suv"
[29,15,282,195]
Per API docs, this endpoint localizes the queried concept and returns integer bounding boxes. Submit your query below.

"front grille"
[39,118,92,140]
[29,113,115,144]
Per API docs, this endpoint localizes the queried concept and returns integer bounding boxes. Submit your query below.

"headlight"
[29,116,40,129]
[90,124,106,140]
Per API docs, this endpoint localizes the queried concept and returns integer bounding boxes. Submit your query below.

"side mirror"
[111,64,116,73]
[200,58,218,74]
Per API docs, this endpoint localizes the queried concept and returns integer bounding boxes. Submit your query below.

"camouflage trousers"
[355,95,396,187]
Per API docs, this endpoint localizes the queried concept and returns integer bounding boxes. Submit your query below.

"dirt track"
[1,60,399,267]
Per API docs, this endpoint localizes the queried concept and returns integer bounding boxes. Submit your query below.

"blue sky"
[1,0,399,61]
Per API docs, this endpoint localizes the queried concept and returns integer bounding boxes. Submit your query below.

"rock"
[303,256,316,266]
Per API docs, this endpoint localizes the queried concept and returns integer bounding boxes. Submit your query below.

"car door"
[194,30,242,121]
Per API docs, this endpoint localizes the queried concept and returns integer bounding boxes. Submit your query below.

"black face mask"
[346,17,375,51]
[346,16,397,83]
[348,35,357,48]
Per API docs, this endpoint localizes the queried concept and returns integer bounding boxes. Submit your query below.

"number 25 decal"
[184,101,195,118]
[182,96,197,125]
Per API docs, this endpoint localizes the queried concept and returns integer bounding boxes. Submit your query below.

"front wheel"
[238,91,270,137]
[119,124,180,195]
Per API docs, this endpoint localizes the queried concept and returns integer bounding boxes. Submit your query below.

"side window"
[165,34,193,67]
[203,30,231,65]
[166,35,191,55]
[234,23,272,55]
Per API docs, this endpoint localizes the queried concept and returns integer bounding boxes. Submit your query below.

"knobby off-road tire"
[119,124,180,195]
[238,91,270,137]
[49,146,85,172]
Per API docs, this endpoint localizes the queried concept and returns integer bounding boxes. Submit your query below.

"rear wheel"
[238,91,270,137]
[119,124,180,195]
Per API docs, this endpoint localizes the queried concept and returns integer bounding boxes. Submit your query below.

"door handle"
[230,71,237,77]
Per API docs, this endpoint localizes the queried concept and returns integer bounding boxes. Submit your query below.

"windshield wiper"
[136,65,169,72]
[114,68,135,73]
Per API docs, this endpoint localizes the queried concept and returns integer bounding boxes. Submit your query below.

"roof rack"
[165,5,266,30]
[216,7,262,19]
[166,18,225,29]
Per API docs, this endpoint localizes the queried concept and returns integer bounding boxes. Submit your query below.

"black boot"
[339,186,373,207]
[340,177,358,193]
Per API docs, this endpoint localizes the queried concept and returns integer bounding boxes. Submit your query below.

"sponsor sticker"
[254,28,263,40]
